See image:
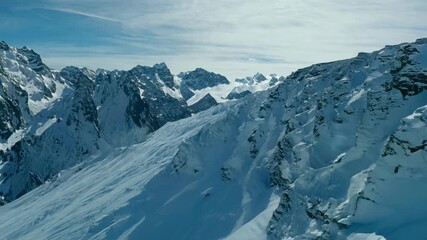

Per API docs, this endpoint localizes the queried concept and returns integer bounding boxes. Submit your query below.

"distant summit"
[179,68,229,90]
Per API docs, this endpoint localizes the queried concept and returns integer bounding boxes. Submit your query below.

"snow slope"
[0,99,278,240]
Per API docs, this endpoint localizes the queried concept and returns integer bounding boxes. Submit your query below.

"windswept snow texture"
[0,100,278,240]
[0,38,426,240]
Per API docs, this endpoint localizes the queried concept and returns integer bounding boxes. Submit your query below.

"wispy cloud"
[40,7,121,23]
[3,0,426,79]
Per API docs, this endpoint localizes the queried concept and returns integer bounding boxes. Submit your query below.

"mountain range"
[0,38,426,239]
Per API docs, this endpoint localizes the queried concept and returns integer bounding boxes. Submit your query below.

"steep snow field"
[0,98,278,240]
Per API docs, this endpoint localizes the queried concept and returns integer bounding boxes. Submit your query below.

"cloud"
[39,7,121,23]
[7,0,427,79]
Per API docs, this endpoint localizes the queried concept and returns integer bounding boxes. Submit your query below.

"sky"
[1,0,426,79]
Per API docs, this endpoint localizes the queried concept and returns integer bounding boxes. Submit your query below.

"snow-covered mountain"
[0,42,277,203]
[0,38,426,240]
[180,69,279,108]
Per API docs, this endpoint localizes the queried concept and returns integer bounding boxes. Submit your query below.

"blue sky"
[1,0,426,79]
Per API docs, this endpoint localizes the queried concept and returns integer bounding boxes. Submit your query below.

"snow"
[347,233,386,240]
[186,75,275,105]
[364,71,382,83]
[187,83,236,105]
[0,45,70,116]
[0,100,271,239]
[0,129,25,151]
[347,89,365,106]
[0,88,280,239]
[0,105,226,239]
[155,72,183,99]
[223,193,280,240]
[34,117,57,136]
[161,85,182,99]
[138,88,144,98]
[27,75,68,115]
[413,44,427,69]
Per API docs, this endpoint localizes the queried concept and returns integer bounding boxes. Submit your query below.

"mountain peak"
[130,63,175,88]
[153,62,168,70]
[60,66,95,89]
[21,46,31,51]
[179,68,229,90]
[188,93,217,113]
[235,72,269,84]
[17,46,50,74]
[415,38,427,44]
[0,41,9,50]
[253,72,267,82]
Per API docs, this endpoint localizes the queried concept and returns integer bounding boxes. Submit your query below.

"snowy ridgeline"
[0,38,426,239]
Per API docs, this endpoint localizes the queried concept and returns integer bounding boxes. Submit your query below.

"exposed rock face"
[254,72,267,82]
[189,93,218,113]
[179,85,195,100]
[236,72,268,84]
[17,46,51,76]
[94,65,190,145]
[386,43,427,97]
[226,89,251,100]
[179,68,229,90]
[269,74,281,86]
[0,86,25,141]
